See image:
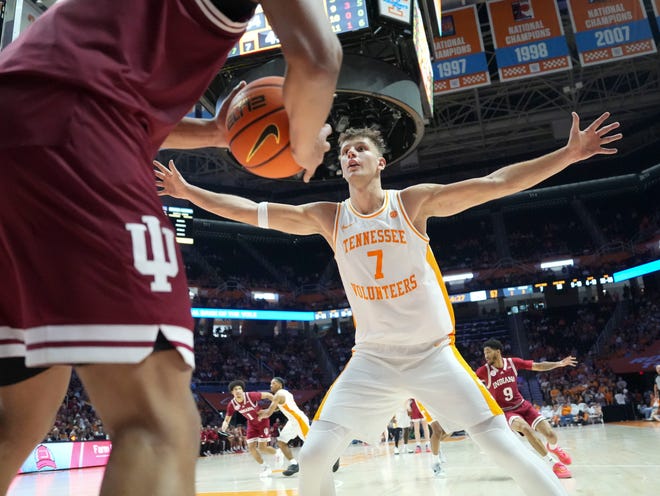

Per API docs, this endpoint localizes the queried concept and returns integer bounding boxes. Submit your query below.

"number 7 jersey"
[332,190,455,347]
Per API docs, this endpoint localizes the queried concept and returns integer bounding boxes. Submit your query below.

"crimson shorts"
[0,76,194,374]
[245,418,271,443]
[504,400,544,430]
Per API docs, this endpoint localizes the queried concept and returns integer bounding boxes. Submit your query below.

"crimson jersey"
[0,0,255,156]
[0,0,255,369]
[227,392,266,423]
[475,357,533,411]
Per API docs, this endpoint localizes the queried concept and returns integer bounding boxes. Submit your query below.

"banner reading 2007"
[487,0,572,82]
[567,0,657,66]
[432,5,491,95]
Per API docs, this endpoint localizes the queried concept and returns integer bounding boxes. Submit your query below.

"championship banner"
[652,0,660,30]
[487,0,572,82]
[567,0,657,66]
[432,5,490,95]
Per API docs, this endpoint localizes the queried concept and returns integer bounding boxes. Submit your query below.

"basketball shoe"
[431,462,445,478]
[547,444,572,465]
[259,464,272,478]
[552,462,572,479]
[393,446,400,455]
[283,463,299,476]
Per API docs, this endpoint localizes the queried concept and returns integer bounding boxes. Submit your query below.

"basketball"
[225,76,302,179]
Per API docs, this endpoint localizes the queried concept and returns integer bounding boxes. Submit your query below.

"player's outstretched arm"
[263,0,343,182]
[531,356,577,372]
[154,160,335,237]
[160,81,247,150]
[258,392,285,420]
[403,112,622,221]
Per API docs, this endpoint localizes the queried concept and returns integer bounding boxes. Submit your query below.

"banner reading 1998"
[567,0,657,67]
[487,0,572,82]
[432,5,491,95]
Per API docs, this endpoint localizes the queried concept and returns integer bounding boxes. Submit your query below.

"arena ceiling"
[157,0,660,204]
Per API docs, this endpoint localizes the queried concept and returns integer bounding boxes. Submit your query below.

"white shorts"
[314,339,502,444]
[278,413,310,443]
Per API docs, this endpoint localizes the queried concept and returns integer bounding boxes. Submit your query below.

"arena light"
[613,259,660,283]
[540,259,574,270]
[443,272,474,283]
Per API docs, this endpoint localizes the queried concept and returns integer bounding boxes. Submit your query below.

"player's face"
[231,386,245,400]
[270,380,280,393]
[483,346,499,365]
[339,138,384,180]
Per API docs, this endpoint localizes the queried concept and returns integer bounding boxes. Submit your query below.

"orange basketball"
[225,76,302,179]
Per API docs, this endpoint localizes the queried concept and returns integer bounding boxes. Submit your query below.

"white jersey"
[332,190,454,347]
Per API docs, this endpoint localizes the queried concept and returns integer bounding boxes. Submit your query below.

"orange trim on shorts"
[415,400,434,423]
[313,364,349,421]
[450,344,503,416]
[281,404,310,439]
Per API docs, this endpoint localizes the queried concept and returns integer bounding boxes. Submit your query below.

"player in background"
[475,339,576,479]
[410,399,450,477]
[388,402,412,455]
[221,380,278,478]
[258,377,340,476]
[408,398,431,453]
[0,1,341,494]
[156,111,621,496]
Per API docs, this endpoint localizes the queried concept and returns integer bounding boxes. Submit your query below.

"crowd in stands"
[36,289,660,452]
[31,186,660,459]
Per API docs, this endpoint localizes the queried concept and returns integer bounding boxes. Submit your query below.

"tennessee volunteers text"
[342,229,407,254]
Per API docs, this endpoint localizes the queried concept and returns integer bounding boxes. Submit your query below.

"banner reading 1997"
[432,5,491,95]
[487,0,572,82]
[567,0,657,67]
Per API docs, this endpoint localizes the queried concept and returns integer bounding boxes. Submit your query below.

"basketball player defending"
[222,380,277,478]
[408,398,431,453]
[0,0,341,494]
[476,339,576,478]
[257,376,340,476]
[156,111,621,496]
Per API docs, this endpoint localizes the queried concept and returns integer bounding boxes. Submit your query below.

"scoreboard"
[163,205,194,245]
[228,0,369,58]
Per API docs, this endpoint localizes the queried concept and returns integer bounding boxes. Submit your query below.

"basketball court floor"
[9,422,659,495]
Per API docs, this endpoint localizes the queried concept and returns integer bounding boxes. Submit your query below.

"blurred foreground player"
[0,1,341,494]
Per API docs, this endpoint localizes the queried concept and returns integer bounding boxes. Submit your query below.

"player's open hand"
[560,356,577,368]
[214,81,247,148]
[154,159,189,199]
[566,112,622,162]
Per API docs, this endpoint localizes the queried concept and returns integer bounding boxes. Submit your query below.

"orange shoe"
[552,462,572,479]
[547,444,572,465]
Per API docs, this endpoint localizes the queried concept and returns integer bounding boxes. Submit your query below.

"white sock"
[290,458,298,465]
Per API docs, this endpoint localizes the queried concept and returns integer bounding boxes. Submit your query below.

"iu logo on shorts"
[125,215,179,292]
